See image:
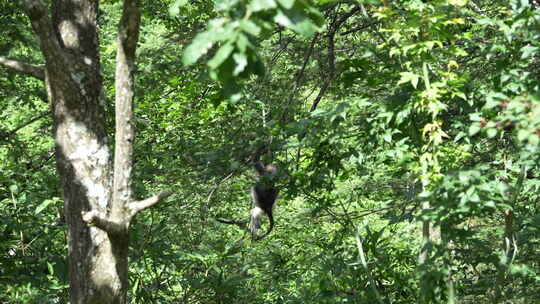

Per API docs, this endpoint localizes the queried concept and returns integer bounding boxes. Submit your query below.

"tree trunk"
[6,0,173,303]
[25,0,119,302]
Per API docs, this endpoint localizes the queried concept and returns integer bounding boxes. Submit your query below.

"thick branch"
[81,210,126,235]
[128,190,173,216]
[23,0,62,60]
[0,57,45,80]
[112,0,141,213]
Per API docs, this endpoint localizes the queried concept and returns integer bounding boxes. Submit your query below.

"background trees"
[1,0,539,303]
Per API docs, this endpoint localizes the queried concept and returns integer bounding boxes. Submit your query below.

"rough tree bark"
[0,0,172,303]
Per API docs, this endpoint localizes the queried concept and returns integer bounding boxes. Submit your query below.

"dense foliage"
[1,0,540,303]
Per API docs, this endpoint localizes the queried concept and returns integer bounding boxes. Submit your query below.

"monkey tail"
[216,218,248,231]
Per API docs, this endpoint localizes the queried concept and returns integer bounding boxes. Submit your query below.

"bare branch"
[9,113,48,135]
[340,21,379,36]
[0,57,45,80]
[112,0,142,212]
[355,230,384,304]
[128,190,174,216]
[311,5,361,111]
[23,0,62,59]
[0,113,48,144]
[206,172,235,204]
[82,210,126,235]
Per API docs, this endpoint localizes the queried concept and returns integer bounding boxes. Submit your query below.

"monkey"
[250,161,279,241]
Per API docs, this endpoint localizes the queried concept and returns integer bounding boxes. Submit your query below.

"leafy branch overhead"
[173,0,323,90]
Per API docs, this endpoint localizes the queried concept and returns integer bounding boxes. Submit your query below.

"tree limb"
[112,0,142,213]
[0,57,45,80]
[340,21,380,36]
[23,0,63,60]
[311,5,361,111]
[128,190,174,216]
[8,113,48,135]
[206,172,235,204]
[82,210,126,235]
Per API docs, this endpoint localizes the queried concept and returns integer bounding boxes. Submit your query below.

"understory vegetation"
[1,0,540,303]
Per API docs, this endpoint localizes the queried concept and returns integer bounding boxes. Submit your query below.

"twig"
[355,227,385,304]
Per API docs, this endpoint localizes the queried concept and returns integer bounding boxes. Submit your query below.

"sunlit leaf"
[169,0,188,16]
[183,32,216,65]
[240,19,261,36]
[277,0,295,9]
[35,199,54,215]
[449,0,468,7]
[398,72,420,88]
[250,0,277,11]
[469,124,481,136]
[233,53,247,75]
[208,43,235,69]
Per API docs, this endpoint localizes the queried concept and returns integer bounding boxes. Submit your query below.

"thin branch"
[0,57,45,80]
[355,229,384,304]
[311,5,361,111]
[128,190,174,216]
[340,21,379,36]
[26,150,55,171]
[0,113,47,145]
[206,172,235,204]
[284,33,320,113]
[8,113,48,135]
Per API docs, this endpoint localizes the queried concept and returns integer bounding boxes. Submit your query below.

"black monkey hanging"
[249,161,279,241]
[215,147,280,240]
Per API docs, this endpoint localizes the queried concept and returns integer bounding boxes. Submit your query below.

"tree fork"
[15,0,173,303]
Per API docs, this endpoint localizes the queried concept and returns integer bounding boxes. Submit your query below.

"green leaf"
[383,131,392,143]
[183,32,216,66]
[486,128,497,138]
[240,20,261,36]
[274,10,294,29]
[250,0,277,11]
[397,72,420,88]
[449,0,468,7]
[35,199,54,215]
[274,6,321,37]
[277,0,295,9]
[169,0,189,16]
[469,124,481,136]
[521,45,539,59]
[182,19,236,66]
[208,43,235,69]
[517,129,528,142]
[47,262,54,275]
[236,33,251,53]
[233,53,247,75]
[9,184,18,194]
